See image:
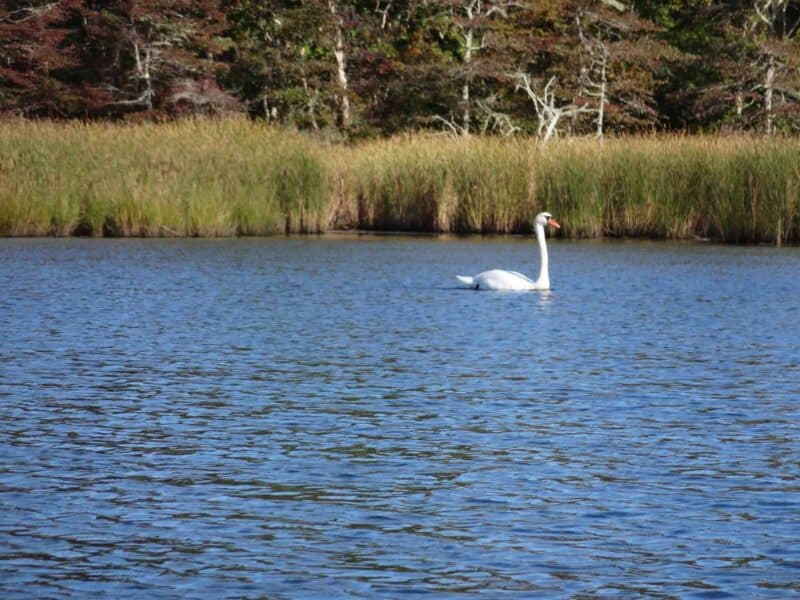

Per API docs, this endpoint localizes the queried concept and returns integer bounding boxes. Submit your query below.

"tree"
[418,0,524,136]
[328,0,352,127]
[571,1,674,135]
[744,0,800,133]
[509,1,670,140]
[104,0,237,117]
[0,1,91,117]
[664,1,800,133]
[515,73,593,142]
[225,0,375,130]
[0,1,237,118]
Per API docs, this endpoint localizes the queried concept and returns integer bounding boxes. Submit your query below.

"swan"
[456,212,561,291]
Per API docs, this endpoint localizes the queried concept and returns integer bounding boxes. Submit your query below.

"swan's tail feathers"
[456,275,475,288]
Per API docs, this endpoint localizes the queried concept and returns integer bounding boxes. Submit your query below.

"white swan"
[457,212,561,291]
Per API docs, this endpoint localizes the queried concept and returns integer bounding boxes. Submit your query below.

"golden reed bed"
[2,120,798,244]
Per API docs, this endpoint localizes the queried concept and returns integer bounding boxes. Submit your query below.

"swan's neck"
[534,223,549,289]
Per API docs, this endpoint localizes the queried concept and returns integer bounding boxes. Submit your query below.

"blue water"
[1,237,799,598]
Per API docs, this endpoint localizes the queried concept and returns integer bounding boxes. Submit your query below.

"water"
[1,236,799,598]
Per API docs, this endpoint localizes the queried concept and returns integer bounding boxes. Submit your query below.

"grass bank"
[2,120,799,243]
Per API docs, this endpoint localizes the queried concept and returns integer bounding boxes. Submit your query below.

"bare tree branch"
[476,98,519,137]
[515,74,594,143]
[432,114,468,138]
[0,2,58,24]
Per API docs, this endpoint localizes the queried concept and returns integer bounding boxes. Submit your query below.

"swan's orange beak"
[547,217,561,229]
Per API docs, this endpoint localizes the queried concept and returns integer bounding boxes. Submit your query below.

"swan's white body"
[457,213,559,291]
[456,269,541,291]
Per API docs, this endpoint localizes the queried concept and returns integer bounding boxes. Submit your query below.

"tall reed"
[344,136,536,233]
[0,119,329,237]
[346,134,800,243]
[2,121,799,243]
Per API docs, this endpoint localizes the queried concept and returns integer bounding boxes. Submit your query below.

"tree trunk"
[764,55,776,135]
[329,0,351,129]
[462,28,473,137]
[542,111,561,143]
[596,56,607,139]
[132,40,153,111]
[301,75,320,130]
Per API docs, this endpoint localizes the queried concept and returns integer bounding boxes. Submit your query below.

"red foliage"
[0,0,236,119]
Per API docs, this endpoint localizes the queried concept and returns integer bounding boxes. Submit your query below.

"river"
[1,236,799,598]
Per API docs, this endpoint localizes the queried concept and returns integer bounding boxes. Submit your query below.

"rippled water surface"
[1,237,799,598]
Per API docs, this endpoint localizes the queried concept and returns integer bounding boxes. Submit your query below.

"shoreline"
[2,230,796,247]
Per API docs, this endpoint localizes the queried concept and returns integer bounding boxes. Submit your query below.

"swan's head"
[535,212,561,229]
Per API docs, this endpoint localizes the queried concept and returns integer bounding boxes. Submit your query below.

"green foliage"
[4,1,800,135]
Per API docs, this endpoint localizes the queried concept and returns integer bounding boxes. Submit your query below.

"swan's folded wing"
[507,271,535,284]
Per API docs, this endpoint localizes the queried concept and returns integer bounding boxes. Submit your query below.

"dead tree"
[745,0,800,134]
[576,10,609,139]
[515,74,593,143]
[436,0,515,137]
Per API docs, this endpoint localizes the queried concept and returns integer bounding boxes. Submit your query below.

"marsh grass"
[349,135,800,243]
[2,120,799,243]
[345,137,536,233]
[0,120,329,237]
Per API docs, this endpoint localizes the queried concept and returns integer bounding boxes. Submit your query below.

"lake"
[1,236,799,598]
